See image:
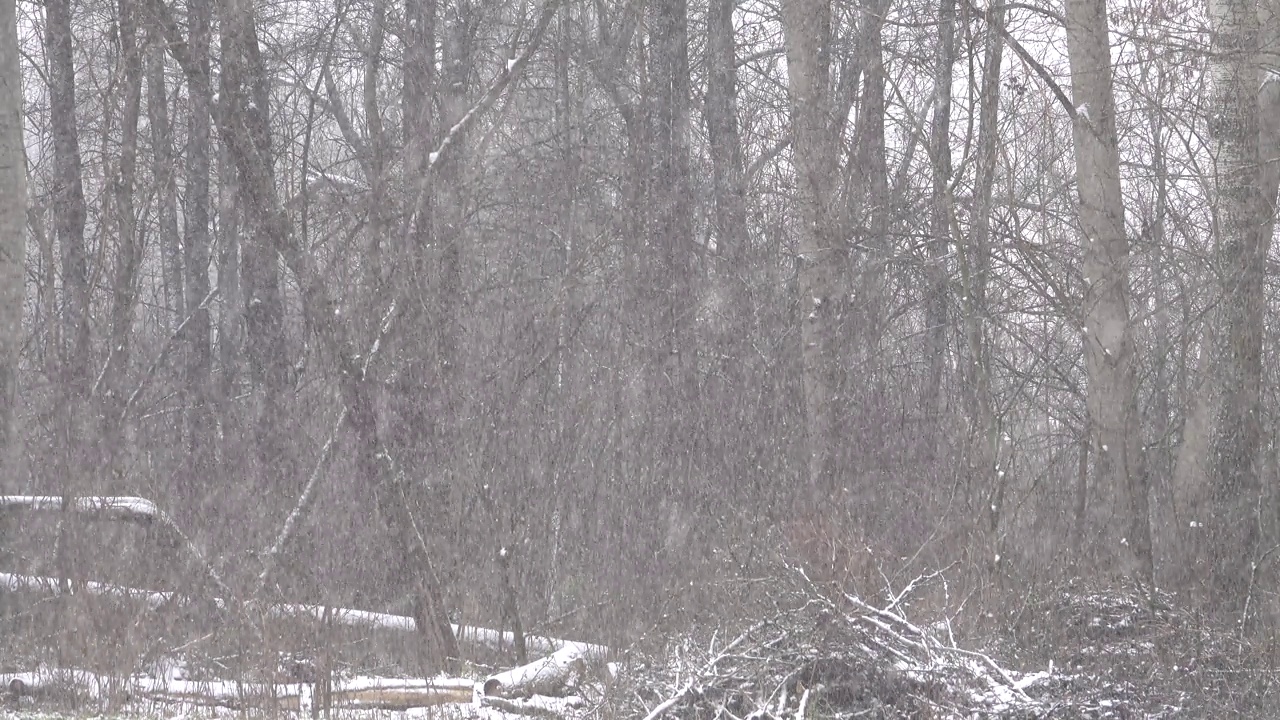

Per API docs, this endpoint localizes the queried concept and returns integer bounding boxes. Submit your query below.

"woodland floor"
[4,574,1280,719]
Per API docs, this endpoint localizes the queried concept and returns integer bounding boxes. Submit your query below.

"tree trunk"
[148,34,183,328]
[1205,0,1265,610]
[646,0,696,517]
[1064,0,1153,581]
[103,0,145,484]
[964,6,1003,536]
[47,0,91,386]
[184,0,215,505]
[221,0,294,507]
[781,0,839,503]
[847,1,889,360]
[924,0,955,417]
[0,0,25,463]
[392,0,463,665]
[705,0,749,266]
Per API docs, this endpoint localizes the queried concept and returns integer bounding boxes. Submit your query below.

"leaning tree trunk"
[1064,0,1153,582]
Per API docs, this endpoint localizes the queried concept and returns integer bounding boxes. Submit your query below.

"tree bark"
[184,0,214,490]
[1064,0,1153,581]
[102,0,145,485]
[1204,0,1265,609]
[705,0,749,265]
[782,0,840,504]
[963,5,1003,535]
[924,0,956,416]
[0,0,24,463]
[47,0,91,387]
[220,0,292,504]
[149,32,183,328]
[645,0,696,511]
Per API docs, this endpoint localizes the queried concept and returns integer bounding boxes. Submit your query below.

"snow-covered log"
[265,603,609,664]
[482,645,587,699]
[139,678,474,711]
[3,670,474,711]
[0,495,234,597]
[0,496,174,529]
[0,569,607,665]
[0,495,610,664]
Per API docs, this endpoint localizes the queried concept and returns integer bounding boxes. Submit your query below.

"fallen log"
[480,694,585,718]
[0,495,233,598]
[0,496,610,664]
[483,645,587,699]
[269,603,609,664]
[0,570,609,665]
[139,678,475,711]
[3,670,475,711]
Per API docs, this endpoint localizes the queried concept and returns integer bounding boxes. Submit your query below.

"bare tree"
[102,0,145,483]
[1064,0,1153,581]
[962,3,1004,546]
[1204,0,1266,609]
[183,0,215,492]
[46,0,90,387]
[0,0,24,462]
[782,0,840,502]
[924,0,956,415]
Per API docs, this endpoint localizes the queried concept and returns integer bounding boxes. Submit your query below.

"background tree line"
[0,0,1278,669]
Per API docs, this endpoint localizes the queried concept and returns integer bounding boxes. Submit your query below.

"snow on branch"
[0,495,168,524]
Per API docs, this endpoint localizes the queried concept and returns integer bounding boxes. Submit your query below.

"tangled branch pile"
[602,571,1055,719]
[598,567,1280,719]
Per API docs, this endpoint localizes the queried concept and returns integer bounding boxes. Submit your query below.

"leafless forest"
[0,0,1279,709]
